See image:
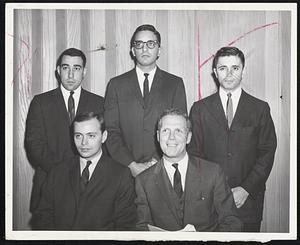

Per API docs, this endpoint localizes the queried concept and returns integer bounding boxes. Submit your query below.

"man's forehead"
[135,30,157,40]
[74,119,101,131]
[217,55,242,65]
[61,55,83,65]
[161,115,186,127]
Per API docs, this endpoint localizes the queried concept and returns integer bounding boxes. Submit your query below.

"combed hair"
[157,108,191,132]
[130,24,161,49]
[212,46,245,69]
[56,48,87,68]
[73,112,105,133]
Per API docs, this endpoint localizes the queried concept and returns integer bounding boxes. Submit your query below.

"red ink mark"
[198,22,279,73]
[197,25,202,100]
[6,32,30,50]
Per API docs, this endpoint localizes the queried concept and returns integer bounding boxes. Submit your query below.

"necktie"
[143,73,149,103]
[68,91,75,122]
[226,92,233,128]
[172,163,183,198]
[80,160,92,194]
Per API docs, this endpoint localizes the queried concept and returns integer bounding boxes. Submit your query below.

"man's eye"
[62,66,68,70]
[74,134,81,139]
[74,67,81,71]
[233,67,239,71]
[89,134,96,138]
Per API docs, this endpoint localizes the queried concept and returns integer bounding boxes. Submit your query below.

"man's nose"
[142,43,149,52]
[169,131,175,140]
[81,136,88,145]
[68,69,74,78]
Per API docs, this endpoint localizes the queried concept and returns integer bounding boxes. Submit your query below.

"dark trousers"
[243,222,261,232]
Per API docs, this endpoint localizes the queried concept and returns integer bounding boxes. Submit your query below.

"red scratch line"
[6,32,30,50]
[199,22,279,71]
[197,25,202,100]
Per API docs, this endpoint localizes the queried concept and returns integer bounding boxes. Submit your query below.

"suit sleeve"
[114,168,137,230]
[241,103,277,196]
[187,102,206,158]
[135,176,153,231]
[213,165,243,232]
[104,79,135,166]
[172,78,187,114]
[33,168,55,230]
[25,96,64,172]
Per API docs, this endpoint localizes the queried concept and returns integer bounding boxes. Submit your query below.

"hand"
[128,161,151,177]
[231,186,249,208]
[146,158,158,167]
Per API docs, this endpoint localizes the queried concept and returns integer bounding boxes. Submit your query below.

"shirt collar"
[163,152,189,175]
[136,65,157,89]
[219,84,242,99]
[80,151,102,175]
[60,84,82,97]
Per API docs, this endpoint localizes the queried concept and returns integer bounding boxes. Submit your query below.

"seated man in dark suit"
[34,112,136,230]
[25,48,104,229]
[135,108,242,231]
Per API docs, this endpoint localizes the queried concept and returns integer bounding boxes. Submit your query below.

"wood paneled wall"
[12,9,291,231]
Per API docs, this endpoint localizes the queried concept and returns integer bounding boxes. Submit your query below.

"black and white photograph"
[5,2,297,241]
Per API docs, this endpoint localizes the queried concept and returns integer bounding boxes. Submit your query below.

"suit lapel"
[52,87,70,124]
[128,69,145,108]
[147,67,162,108]
[230,90,249,129]
[83,154,107,195]
[154,159,181,225]
[69,157,81,208]
[76,89,89,116]
[205,92,228,129]
[184,156,202,205]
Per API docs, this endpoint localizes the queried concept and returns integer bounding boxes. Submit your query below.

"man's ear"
[213,68,218,78]
[186,131,192,145]
[83,67,87,77]
[131,47,136,57]
[156,130,160,143]
[101,130,108,143]
[56,66,60,76]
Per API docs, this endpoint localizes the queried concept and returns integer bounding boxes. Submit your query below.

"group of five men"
[24,24,277,232]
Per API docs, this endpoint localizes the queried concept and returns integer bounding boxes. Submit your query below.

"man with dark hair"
[104,24,187,177]
[25,48,104,228]
[188,46,277,232]
[135,108,242,231]
[35,112,136,230]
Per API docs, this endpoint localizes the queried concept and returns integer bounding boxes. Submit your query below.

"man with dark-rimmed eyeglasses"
[104,24,187,177]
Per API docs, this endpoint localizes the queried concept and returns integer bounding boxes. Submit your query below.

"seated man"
[135,108,242,231]
[34,112,137,230]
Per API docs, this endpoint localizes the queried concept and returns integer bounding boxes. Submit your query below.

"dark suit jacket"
[135,155,242,231]
[25,87,104,212]
[188,90,277,223]
[34,154,137,230]
[104,67,187,165]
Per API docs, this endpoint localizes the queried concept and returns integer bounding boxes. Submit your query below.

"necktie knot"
[70,91,74,96]
[227,92,232,98]
[172,163,179,170]
[86,160,92,169]
[80,160,92,194]
[144,73,149,78]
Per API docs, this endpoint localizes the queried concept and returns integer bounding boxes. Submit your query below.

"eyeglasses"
[133,40,159,49]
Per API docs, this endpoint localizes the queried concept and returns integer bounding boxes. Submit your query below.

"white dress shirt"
[163,152,189,191]
[60,84,81,115]
[80,151,102,180]
[136,66,157,96]
[219,85,242,119]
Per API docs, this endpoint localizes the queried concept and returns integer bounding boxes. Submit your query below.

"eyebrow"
[61,64,82,68]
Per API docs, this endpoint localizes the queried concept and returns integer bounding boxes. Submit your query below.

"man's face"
[57,55,86,91]
[214,55,244,92]
[74,118,107,160]
[157,115,192,163]
[132,30,160,70]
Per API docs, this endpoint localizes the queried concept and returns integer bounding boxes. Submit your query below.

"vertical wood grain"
[42,9,57,92]
[89,10,106,96]
[66,10,81,49]
[156,10,169,71]
[105,10,116,83]
[13,9,34,230]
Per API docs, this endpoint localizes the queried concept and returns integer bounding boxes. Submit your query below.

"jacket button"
[227,152,232,157]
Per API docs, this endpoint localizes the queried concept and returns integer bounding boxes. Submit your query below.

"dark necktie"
[226,92,233,128]
[143,73,149,103]
[172,163,183,198]
[68,91,75,122]
[80,160,92,194]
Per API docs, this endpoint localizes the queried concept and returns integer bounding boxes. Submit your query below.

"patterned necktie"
[226,92,233,128]
[68,91,75,123]
[143,73,149,103]
[172,163,183,198]
[80,160,92,194]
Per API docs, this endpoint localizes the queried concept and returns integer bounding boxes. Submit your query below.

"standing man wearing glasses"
[104,24,187,177]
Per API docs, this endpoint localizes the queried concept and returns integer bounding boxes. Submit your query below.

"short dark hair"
[73,112,105,133]
[157,108,191,132]
[212,46,245,70]
[56,48,87,68]
[130,24,161,49]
